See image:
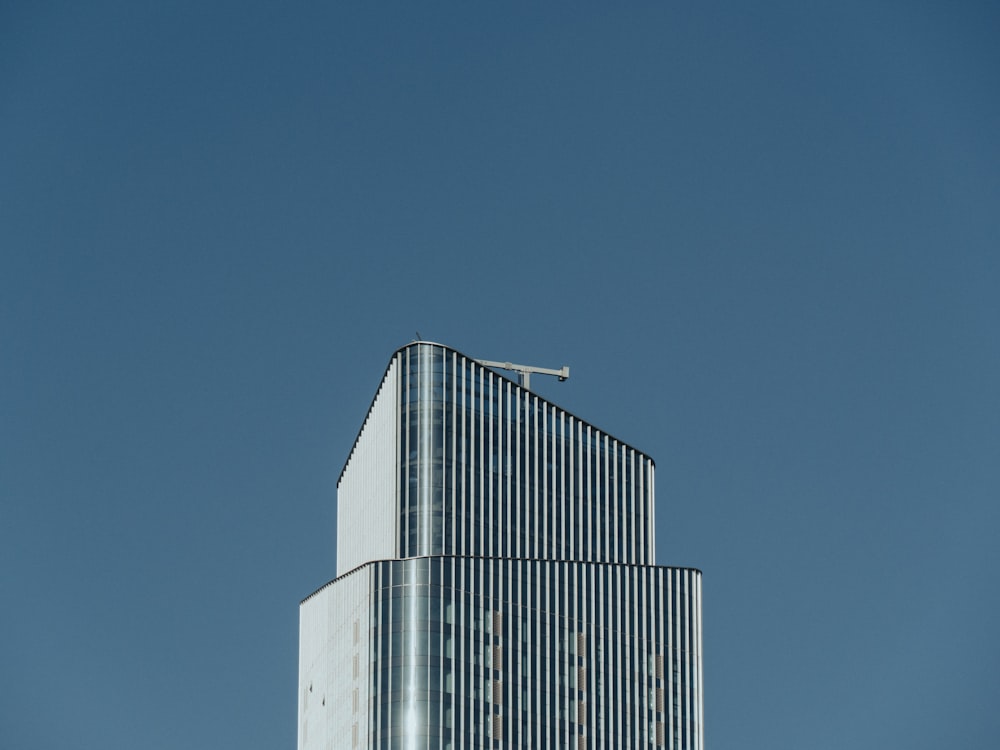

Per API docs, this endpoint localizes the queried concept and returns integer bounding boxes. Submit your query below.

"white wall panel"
[337,356,399,575]
[298,567,372,750]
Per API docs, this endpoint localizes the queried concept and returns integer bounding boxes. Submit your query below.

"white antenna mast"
[474,358,570,392]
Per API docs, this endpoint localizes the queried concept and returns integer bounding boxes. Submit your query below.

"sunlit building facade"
[298,342,704,749]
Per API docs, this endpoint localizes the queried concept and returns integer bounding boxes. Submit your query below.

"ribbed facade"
[338,343,656,573]
[300,342,704,750]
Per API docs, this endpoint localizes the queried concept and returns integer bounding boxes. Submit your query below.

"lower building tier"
[299,556,703,750]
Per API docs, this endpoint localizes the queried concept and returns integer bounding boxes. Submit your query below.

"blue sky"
[2,3,998,748]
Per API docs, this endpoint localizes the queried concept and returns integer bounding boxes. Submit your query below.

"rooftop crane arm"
[473,358,570,391]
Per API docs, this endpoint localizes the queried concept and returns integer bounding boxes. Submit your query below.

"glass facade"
[300,343,704,750]
[395,344,655,566]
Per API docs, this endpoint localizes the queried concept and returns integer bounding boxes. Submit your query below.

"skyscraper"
[298,342,704,749]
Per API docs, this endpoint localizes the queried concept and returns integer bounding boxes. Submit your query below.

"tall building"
[298,342,704,749]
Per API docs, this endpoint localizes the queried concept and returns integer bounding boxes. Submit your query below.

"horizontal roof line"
[301,554,701,604]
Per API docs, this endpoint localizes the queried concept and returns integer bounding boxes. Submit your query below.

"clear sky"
[2,2,998,748]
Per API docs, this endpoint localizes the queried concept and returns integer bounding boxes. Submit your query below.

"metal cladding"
[337,343,656,573]
[300,342,704,750]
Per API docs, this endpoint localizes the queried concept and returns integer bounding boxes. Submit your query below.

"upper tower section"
[336,342,656,575]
